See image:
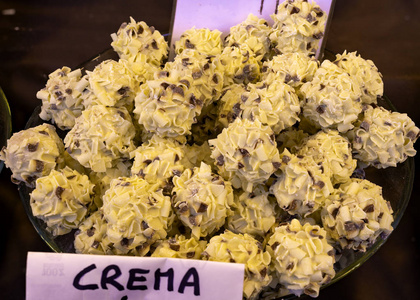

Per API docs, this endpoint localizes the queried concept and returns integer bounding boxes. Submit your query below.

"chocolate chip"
[192,70,202,79]
[282,155,291,164]
[260,267,267,277]
[197,203,208,213]
[143,159,152,166]
[285,73,292,83]
[55,186,65,199]
[272,162,281,169]
[314,181,325,189]
[185,39,195,49]
[172,86,184,97]
[364,204,375,213]
[186,251,195,258]
[306,13,316,23]
[161,82,170,89]
[239,148,250,157]
[238,162,244,169]
[175,154,180,162]
[121,238,133,247]
[179,79,190,88]
[137,25,144,34]
[344,221,358,231]
[290,6,300,14]
[271,241,279,250]
[241,94,248,102]
[169,241,180,251]
[316,104,327,114]
[27,143,39,152]
[286,262,294,271]
[212,74,219,84]
[332,207,339,219]
[216,155,225,166]
[65,88,72,95]
[232,102,241,115]
[189,215,198,226]
[151,40,159,50]
[35,160,44,172]
[117,86,129,96]
[360,121,370,131]
[407,130,417,140]
[91,241,100,249]
[203,63,210,71]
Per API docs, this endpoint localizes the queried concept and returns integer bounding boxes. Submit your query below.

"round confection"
[269,0,327,56]
[74,210,115,255]
[225,14,271,61]
[241,80,300,134]
[300,60,362,132]
[175,28,223,56]
[203,230,272,300]
[64,105,136,172]
[172,162,234,238]
[37,67,89,130]
[275,127,309,154]
[227,188,276,238]
[261,52,319,95]
[102,176,174,256]
[217,83,246,128]
[85,59,139,109]
[334,51,383,104]
[164,49,224,103]
[297,130,357,184]
[347,106,419,168]
[215,45,261,87]
[209,118,281,192]
[151,235,207,260]
[321,178,394,251]
[0,123,65,187]
[133,78,202,137]
[130,134,186,183]
[110,17,168,66]
[267,219,335,298]
[270,149,333,217]
[30,166,94,236]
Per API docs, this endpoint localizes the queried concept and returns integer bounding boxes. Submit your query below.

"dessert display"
[2,0,419,299]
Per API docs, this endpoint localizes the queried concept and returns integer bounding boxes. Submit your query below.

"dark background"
[0,0,419,299]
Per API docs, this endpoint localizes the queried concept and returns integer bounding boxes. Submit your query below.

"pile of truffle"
[1,0,418,299]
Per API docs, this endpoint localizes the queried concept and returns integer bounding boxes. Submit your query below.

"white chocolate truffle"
[270,0,327,56]
[37,67,89,130]
[164,49,224,103]
[64,105,136,172]
[172,162,234,238]
[217,84,246,128]
[102,176,174,256]
[334,51,383,104]
[130,134,186,183]
[209,118,281,192]
[262,52,319,94]
[111,17,168,66]
[347,106,419,168]
[203,230,272,299]
[267,219,335,298]
[227,188,276,237]
[297,130,357,184]
[300,60,362,132]
[241,80,300,134]
[85,59,139,109]
[30,167,94,236]
[151,235,207,260]
[321,178,394,251]
[134,79,201,137]
[0,123,65,187]
[225,14,271,61]
[74,210,115,255]
[270,149,333,217]
[175,28,223,56]
[215,45,261,87]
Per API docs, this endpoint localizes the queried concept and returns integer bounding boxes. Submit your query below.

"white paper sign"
[170,0,334,59]
[26,252,244,300]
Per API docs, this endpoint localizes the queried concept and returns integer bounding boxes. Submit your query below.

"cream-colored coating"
[300,60,362,132]
[30,167,94,236]
[85,59,139,109]
[267,219,335,298]
[37,67,88,130]
[151,235,207,260]
[215,45,261,87]
[270,149,333,217]
[102,176,173,256]
[241,80,300,134]
[225,14,272,61]
[227,188,276,237]
[64,105,136,172]
[74,210,115,255]
[270,0,327,56]
[335,51,383,104]
[175,27,223,56]
[297,130,357,184]
[111,17,168,66]
[203,230,272,300]
[130,134,186,183]
[347,106,419,168]
[321,178,394,251]
[172,162,234,238]
[0,123,65,187]
[209,118,281,192]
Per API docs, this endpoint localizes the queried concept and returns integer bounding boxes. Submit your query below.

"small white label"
[26,252,244,300]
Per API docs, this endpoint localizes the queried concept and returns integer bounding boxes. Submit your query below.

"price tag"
[26,252,244,300]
